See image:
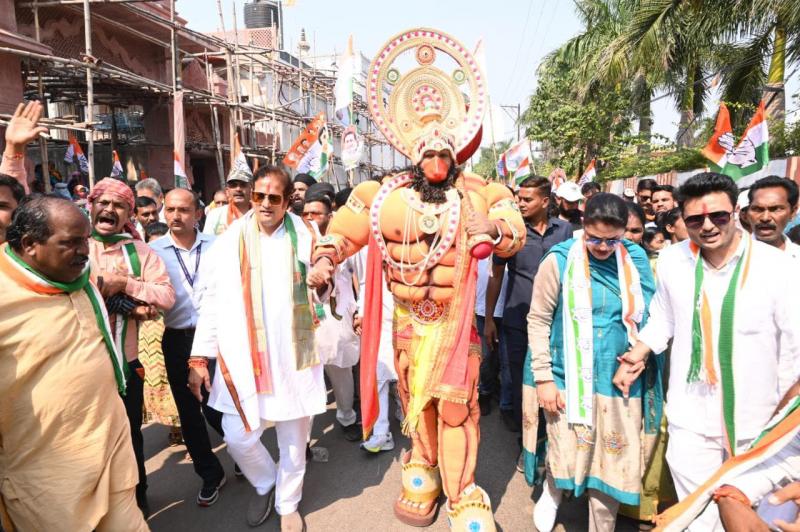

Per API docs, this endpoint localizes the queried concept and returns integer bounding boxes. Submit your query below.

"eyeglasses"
[585,234,623,247]
[683,211,732,230]
[251,191,284,206]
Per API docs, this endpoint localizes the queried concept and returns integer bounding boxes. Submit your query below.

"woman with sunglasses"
[526,193,658,532]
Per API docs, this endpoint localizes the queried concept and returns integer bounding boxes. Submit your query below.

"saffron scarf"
[0,244,126,394]
[688,234,752,454]
[562,239,644,426]
[239,213,318,395]
[91,231,141,361]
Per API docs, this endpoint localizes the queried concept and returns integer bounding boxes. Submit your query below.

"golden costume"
[312,28,525,531]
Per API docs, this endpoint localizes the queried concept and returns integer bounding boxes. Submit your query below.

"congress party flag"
[110,150,124,180]
[578,159,596,185]
[498,139,533,186]
[174,151,189,189]
[702,101,769,181]
[334,35,358,126]
[64,134,89,174]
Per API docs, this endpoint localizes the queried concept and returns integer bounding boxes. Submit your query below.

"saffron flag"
[498,139,533,187]
[578,159,596,185]
[110,150,124,179]
[283,112,326,169]
[298,126,333,179]
[64,135,89,174]
[174,151,189,189]
[334,35,358,126]
[702,101,769,181]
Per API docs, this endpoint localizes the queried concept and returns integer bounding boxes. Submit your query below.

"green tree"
[521,60,634,177]
[472,141,510,180]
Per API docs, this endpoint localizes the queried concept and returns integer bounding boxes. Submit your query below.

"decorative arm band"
[494,218,520,254]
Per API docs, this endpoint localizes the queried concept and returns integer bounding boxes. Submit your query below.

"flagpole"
[487,96,499,180]
[83,0,95,187]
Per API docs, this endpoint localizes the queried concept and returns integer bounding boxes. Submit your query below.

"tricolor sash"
[562,239,644,426]
[688,233,752,453]
[0,244,126,393]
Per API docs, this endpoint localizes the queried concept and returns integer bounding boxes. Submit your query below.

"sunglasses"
[683,211,732,230]
[251,191,284,206]
[585,235,623,247]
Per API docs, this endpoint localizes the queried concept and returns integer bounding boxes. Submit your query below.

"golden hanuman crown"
[366,28,487,165]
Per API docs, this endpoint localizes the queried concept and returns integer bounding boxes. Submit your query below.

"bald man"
[150,189,227,506]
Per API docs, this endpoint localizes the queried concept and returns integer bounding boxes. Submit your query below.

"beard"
[409,164,459,204]
[560,204,583,224]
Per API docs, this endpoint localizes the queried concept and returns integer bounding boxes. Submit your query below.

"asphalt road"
[143,392,641,531]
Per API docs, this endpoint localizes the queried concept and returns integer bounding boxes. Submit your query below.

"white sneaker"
[360,432,395,453]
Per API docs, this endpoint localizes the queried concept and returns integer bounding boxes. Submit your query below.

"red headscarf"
[88,177,142,239]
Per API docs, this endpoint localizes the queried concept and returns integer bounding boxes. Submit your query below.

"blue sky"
[182,0,798,146]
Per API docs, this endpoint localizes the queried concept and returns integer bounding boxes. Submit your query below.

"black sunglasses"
[251,191,284,206]
[683,211,732,230]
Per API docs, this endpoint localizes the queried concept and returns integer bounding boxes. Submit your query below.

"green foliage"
[521,61,635,176]
[600,149,707,181]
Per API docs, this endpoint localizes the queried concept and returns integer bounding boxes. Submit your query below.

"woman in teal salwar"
[521,193,661,532]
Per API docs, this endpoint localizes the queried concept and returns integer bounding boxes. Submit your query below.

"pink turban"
[88,177,135,212]
[88,177,141,239]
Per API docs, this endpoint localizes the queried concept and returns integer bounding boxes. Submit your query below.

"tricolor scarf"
[562,239,644,426]
[91,231,141,362]
[0,244,126,394]
[688,233,752,454]
[239,213,318,395]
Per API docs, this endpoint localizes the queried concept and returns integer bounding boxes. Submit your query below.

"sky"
[182,0,798,149]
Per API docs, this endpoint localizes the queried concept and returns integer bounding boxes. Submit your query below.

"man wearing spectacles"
[614,172,800,531]
[190,165,324,531]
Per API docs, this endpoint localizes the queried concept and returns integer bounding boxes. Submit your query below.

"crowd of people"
[1,93,800,532]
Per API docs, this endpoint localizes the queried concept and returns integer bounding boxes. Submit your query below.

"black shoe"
[197,475,226,507]
[234,463,244,477]
[478,394,492,416]
[501,409,521,432]
[340,422,362,442]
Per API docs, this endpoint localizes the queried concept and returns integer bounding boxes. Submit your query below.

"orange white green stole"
[688,234,752,454]
[562,240,644,426]
[0,243,127,393]
[239,213,318,394]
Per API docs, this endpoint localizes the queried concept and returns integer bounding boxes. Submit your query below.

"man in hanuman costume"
[307,28,525,530]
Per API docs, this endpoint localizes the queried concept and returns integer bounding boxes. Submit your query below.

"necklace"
[370,172,461,283]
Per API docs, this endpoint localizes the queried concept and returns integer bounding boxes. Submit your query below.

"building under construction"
[0,0,399,198]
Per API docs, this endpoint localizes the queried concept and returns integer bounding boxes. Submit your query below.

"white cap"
[737,190,750,209]
[556,181,583,202]
[623,187,636,199]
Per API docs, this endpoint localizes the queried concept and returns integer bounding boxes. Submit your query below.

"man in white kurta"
[616,173,800,531]
[190,167,325,531]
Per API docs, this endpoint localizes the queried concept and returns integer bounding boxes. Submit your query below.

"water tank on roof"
[244,0,279,29]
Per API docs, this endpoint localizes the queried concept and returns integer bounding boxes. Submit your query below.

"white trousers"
[666,424,753,532]
[222,413,311,515]
[324,364,356,427]
[730,433,800,503]
[374,379,391,436]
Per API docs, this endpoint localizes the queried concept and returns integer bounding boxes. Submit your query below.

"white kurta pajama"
[639,233,800,531]
[192,213,326,515]
[316,255,361,427]
[356,246,398,437]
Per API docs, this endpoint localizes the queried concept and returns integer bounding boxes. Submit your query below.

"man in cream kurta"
[190,166,325,531]
[0,196,146,532]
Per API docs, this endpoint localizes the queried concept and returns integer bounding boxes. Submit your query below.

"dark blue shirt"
[493,217,573,330]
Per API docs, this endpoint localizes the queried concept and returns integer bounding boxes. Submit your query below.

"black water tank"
[244,0,278,29]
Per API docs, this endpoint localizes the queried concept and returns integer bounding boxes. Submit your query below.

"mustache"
[755,223,776,230]
[71,255,89,267]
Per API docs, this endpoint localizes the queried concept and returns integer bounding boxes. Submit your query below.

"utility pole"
[501,103,521,142]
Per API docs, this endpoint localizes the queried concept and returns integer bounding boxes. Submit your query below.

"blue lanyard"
[172,243,202,287]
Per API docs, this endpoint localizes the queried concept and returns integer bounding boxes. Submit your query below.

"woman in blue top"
[523,193,659,532]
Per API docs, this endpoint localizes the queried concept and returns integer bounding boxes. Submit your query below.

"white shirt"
[150,231,215,329]
[475,257,507,318]
[639,232,800,440]
[783,237,800,262]
[192,213,326,424]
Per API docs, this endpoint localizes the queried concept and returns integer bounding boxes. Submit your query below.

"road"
[143,392,641,531]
